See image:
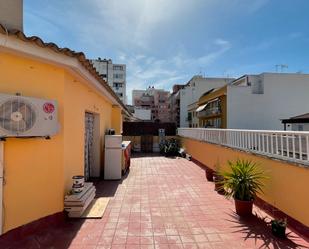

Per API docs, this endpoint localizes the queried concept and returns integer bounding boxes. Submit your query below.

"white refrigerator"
[104,135,122,180]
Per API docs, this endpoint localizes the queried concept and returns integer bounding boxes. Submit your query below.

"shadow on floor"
[91,169,130,198]
[131,152,163,158]
[0,214,86,249]
[225,212,307,249]
[0,173,132,249]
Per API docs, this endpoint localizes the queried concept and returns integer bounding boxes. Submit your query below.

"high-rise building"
[91,58,127,104]
[132,86,171,122]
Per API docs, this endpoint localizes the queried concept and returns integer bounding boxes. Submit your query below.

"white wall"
[227,73,309,130]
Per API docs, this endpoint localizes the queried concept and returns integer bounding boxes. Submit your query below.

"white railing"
[178,128,309,165]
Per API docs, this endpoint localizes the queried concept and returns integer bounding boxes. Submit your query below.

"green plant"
[271,218,287,238]
[221,159,266,201]
[160,138,180,156]
[271,218,287,228]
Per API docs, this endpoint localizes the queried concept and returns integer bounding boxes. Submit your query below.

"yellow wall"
[0,51,121,232]
[63,73,114,191]
[198,86,227,128]
[181,137,309,227]
[111,107,122,135]
[0,52,65,232]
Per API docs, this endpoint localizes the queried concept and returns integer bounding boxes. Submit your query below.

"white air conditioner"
[0,93,59,138]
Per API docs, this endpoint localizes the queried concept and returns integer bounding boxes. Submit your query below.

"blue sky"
[24,0,309,104]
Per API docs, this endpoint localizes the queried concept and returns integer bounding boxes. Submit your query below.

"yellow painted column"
[111,106,122,135]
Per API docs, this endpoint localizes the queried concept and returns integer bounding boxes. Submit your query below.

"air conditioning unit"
[0,93,59,138]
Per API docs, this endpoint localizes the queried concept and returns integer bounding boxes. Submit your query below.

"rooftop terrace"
[1,154,308,249]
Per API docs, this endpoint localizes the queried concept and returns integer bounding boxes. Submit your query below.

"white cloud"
[24,0,272,105]
[123,38,231,104]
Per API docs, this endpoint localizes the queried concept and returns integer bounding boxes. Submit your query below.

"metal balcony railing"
[197,107,221,118]
[178,128,309,165]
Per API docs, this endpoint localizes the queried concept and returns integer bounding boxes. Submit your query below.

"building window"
[113,65,124,70]
[113,83,123,88]
[113,74,124,79]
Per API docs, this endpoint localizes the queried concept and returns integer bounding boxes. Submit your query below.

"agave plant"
[221,159,266,201]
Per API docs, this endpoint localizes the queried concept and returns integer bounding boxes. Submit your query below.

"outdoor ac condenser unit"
[0,93,59,138]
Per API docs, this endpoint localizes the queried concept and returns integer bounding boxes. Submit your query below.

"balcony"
[0,152,308,248]
[197,107,221,118]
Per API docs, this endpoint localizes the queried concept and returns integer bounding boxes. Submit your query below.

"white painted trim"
[0,34,122,109]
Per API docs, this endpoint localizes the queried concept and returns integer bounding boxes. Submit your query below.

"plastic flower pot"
[234,199,253,216]
[271,220,287,238]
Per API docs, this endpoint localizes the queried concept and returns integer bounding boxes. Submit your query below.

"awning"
[196,104,207,112]
[196,97,220,112]
[207,97,219,104]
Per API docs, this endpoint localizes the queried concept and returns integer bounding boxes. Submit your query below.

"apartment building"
[179,75,233,127]
[187,101,199,128]
[196,73,309,130]
[132,86,171,122]
[169,84,185,127]
[91,58,127,103]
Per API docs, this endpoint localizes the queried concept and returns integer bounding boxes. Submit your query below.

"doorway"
[84,112,94,181]
[141,135,153,153]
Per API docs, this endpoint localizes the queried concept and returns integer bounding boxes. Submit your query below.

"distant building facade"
[132,86,171,122]
[281,113,309,131]
[91,58,127,104]
[133,108,152,121]
[169,84,185,127]
[187,101,199,128]
[179,75,233,127]
[196,73,309,130]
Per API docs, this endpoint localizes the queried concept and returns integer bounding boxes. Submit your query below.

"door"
[141,135,153,153]
[84,112,94,181]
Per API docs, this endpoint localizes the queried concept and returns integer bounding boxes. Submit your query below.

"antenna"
[275,64,288,72]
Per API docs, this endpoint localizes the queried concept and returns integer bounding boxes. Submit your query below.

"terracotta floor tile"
[1,155,308,249]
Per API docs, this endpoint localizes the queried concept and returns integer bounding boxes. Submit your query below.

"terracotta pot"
[205,168,214,181]
[214,174,225,194]
[234,199,253,216]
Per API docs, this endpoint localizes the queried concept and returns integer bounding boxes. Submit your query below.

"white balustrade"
[178,128,309,165]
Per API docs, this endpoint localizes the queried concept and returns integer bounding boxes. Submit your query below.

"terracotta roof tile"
[0,23,130,114]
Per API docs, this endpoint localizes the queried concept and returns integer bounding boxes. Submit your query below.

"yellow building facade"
[0,26,126,233]
[197,86,227,128]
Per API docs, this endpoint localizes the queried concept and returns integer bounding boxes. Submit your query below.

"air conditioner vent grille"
[0,99,36,133]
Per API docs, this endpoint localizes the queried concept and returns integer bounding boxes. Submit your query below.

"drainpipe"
[0,141,3,235]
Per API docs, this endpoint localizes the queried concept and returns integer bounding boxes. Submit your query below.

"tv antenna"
[275,64,288,72]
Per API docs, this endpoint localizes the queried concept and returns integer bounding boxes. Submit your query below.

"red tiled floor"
[1,154,309,249]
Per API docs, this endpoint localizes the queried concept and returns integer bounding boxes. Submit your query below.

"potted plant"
[205,167,214,181]
[161,138,180,157]
[271,218,287,238]
[221,159,266,216]
[213,162,224,194]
